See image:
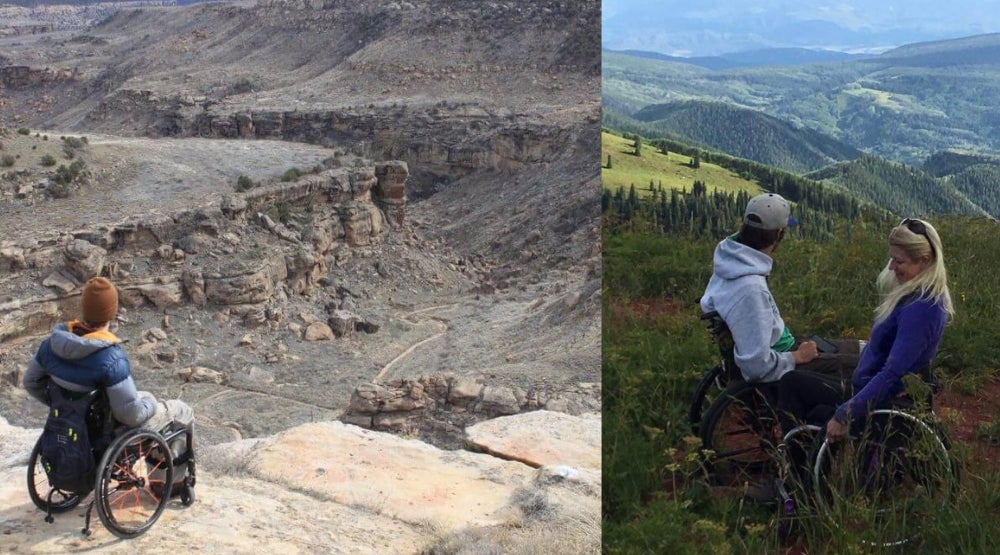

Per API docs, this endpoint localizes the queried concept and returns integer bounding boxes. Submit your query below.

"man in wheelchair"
[700,193,862,385]
[23,276,195,497]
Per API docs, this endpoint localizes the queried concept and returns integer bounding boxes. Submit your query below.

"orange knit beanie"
[81,277,118,324]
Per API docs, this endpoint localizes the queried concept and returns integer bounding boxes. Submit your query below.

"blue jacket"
[23,322,157,427]
[834,296,947,423]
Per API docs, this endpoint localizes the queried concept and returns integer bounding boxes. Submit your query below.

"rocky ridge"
[0,409,600,553]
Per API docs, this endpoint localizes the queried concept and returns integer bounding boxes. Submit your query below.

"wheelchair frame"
[26,390,196,539]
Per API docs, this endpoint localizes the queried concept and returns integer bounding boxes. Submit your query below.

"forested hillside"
[601,131,873,241]
[807,156,990,218]
[949,164,1000,218]
[631,101,861,173]
[923,150,1000,177]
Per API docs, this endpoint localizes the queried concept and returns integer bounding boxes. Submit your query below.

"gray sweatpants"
[143,398,195,486]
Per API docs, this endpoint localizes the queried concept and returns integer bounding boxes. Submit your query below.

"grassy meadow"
[601,131,762,197]
[603,217,1000,554]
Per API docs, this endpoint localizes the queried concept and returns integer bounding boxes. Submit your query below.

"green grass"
[604,217,1000,553]
[602,131,762,198]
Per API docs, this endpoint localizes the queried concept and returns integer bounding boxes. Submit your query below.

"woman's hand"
[826,418,849,443]
[793,340,819,365]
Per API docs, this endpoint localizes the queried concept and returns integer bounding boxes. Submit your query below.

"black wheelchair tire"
[94,429,173,539]
[699,381,781,488]
[689,365,726,434]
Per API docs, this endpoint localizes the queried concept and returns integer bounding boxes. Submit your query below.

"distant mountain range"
[602,0,1000,57]
[602,47,871,71]
[603,33,1000,165]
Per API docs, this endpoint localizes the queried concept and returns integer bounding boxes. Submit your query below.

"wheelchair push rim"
[95,429,174,539]
[812,409,956,547]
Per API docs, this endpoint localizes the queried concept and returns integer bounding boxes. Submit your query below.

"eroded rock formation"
[0,159,407,343]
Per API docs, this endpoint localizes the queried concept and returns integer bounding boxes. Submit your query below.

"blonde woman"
[778,218,953,442]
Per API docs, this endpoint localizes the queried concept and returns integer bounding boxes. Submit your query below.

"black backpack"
[39,384,101,494]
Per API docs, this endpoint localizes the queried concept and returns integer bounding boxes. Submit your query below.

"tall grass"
[603,217,1000,553]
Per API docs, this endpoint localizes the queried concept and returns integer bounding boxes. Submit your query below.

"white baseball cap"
[744,193,798,230]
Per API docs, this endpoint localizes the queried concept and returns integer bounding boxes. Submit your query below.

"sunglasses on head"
[900,218,935,258]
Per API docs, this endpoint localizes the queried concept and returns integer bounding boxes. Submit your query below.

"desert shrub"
[40,154,56,166]
[228,78,255,95]
[62,136,85,149]
[48,181,70,198]
[1,154,14,167]
[236,174,255,191]
[17,127,30,135]
[53,160,85,185]
[63,145,76,159]
[280,168,301,182]
[42,135,48,141]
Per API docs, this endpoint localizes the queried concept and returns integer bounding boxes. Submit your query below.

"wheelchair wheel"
[689,365,727,434]
[26,436,84,514]
[700,381,781,490]
[813,410,956,547]
[94,430,174,539]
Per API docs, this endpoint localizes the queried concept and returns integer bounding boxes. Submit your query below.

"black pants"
[777,338,861,434]
[777,370,851,435]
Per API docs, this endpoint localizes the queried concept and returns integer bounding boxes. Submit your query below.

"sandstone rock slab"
[465,410,601,470]
[247,421,535,530]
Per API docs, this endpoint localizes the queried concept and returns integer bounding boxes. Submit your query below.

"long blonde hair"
[874,219,954,323]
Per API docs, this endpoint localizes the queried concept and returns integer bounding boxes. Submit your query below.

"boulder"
[41,271,77,293]
[204,268,274,305]
[465,411,601,470]
[448,377,483,407]
[176,366,227,385]
[63,239,106,281]
[134,281,184,309]
[0,247,26,271]
[476,385,521,416]
[303,322,334,341]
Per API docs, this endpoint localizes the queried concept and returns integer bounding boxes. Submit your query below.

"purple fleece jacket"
[834,295,947,423]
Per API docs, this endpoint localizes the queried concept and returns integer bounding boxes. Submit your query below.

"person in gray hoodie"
[701,193,840,383]
[23,276,193,490]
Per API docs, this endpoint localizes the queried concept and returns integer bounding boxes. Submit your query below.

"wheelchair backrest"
[700,311,742,381]
[50,384,117,455]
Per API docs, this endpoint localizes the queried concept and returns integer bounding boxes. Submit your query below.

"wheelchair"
[26,388,196,539]
[693,311,782,489]
[808,404,959,546]
[692,312,958,547]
